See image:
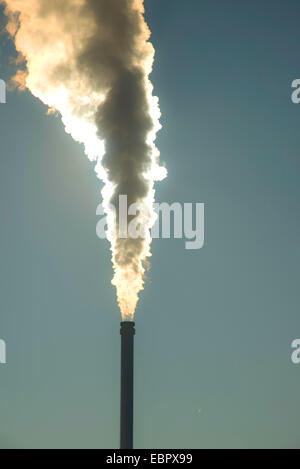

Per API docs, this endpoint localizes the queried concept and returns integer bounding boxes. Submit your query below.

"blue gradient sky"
[0,0,300,449]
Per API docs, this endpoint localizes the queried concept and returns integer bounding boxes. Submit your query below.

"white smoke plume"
[3,0,167,319]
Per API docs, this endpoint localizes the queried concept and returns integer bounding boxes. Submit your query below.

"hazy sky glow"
[0,0,300,449]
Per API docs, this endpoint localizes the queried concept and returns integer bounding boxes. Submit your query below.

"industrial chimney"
[120,321,135,449]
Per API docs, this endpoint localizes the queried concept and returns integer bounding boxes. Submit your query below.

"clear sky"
[0,0,300,449]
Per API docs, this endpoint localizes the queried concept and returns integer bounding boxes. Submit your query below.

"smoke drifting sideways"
[3,0,167,320]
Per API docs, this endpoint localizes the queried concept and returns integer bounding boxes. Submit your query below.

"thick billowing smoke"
[3,0,166,319]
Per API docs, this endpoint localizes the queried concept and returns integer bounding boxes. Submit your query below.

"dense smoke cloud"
[3,0,166,318]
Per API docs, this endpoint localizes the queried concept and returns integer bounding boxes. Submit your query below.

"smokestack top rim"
[120,321,135,335]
